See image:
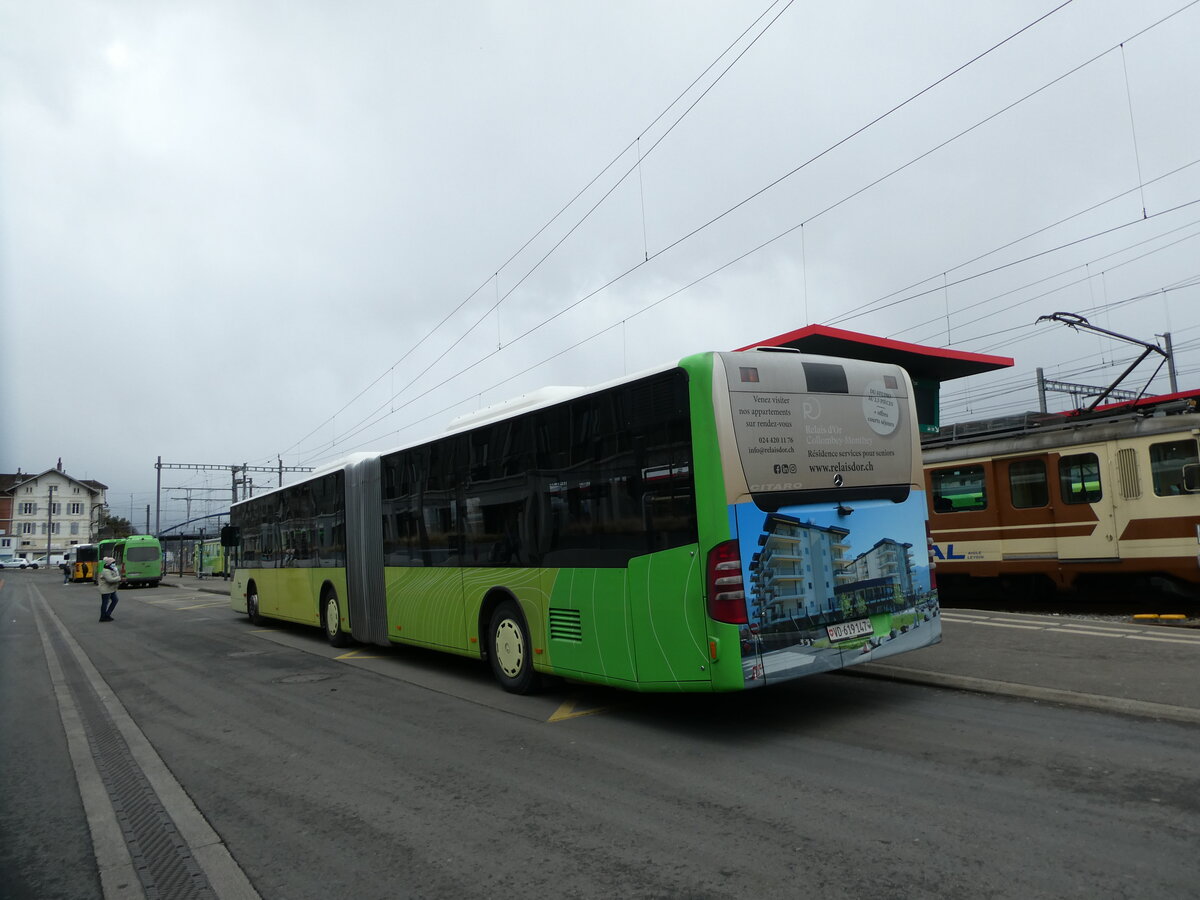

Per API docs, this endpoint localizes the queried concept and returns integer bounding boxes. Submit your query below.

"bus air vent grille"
[548,608,583,642]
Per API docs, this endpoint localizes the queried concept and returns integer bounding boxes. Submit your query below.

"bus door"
[1054,448,1119,562]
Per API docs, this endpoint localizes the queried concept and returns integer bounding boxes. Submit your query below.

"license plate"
[826,618,873,642]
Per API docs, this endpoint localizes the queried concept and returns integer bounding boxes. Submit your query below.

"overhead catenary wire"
[297,0,1089,463]
[281,0,795,463]
[298,2,1200,467]
[903,221,1200,346]
[941,272,1200,355]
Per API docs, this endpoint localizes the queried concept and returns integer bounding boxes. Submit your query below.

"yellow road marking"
[178,602,229,610]
[548,696,611,722]
[335,649,383,660]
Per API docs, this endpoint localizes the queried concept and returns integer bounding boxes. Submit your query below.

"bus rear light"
[706,539,748,624]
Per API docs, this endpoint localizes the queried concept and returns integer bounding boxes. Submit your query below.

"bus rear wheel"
[488,600,540,694]
[323,590,351,648]
[247,587,264,625]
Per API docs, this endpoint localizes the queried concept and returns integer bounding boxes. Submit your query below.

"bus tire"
[322,589,351,648]
[487,600,540,694]
[247,585,264,626]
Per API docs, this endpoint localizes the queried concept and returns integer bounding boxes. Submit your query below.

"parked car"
[0,558,36,569]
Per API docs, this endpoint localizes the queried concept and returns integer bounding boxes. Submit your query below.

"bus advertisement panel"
[716,351,940,684]
[229,349,938,693]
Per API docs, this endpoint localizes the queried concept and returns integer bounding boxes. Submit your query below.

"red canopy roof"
[737,324,1012,383]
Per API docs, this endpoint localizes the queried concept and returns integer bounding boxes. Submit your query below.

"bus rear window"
[931,466,986,512]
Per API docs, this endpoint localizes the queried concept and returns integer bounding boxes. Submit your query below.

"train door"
[1054,447,1119,562]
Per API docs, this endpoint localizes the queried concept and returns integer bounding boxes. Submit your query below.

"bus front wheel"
[488,600,540,694]
[323,590,351,648]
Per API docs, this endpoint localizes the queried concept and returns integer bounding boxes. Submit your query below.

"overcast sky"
[3,0,1198,532]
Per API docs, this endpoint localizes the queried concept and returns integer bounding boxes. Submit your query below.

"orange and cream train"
[923,390,1200,597]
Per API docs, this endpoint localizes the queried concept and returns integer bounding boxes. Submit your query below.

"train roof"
[922,388,1200,456]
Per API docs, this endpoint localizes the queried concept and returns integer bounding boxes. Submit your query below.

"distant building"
[0,459,108,562]
[834,537,918,614]
[842,537,916,596]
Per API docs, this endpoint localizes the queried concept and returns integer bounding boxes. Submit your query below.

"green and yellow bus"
[194,538,227,577]
[230,349,940,693]
[96,539,122,581]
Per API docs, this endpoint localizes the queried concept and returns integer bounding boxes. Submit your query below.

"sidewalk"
[164,577,231,596]
[852,608,1200,725]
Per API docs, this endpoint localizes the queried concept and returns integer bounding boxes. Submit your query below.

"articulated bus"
[72,544,100,583]
[229,349,939,693]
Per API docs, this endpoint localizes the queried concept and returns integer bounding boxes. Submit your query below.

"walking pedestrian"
[61,559,71,584]
[97,556,121,622]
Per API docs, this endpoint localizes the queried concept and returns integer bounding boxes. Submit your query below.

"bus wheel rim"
[495,618,524,677]
[326,598,339,636]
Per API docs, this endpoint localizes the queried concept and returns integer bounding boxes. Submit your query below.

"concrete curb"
[845,663,1200,726]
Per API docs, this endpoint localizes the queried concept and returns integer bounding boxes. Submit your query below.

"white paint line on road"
[33,588,262,900]
[33,596,143,900]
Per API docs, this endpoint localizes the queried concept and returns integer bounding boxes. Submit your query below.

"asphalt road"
[3,570,1197,899]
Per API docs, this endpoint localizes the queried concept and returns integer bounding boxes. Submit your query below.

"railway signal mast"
[153,457,314,534]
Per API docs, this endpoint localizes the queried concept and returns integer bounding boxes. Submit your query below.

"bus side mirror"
[221,526,241,547]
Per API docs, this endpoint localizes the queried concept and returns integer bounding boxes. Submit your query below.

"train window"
[1008,459,1048,508]
[931,465,986,512]
[1059,453,1101,504]
[1149,439,1200,496]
